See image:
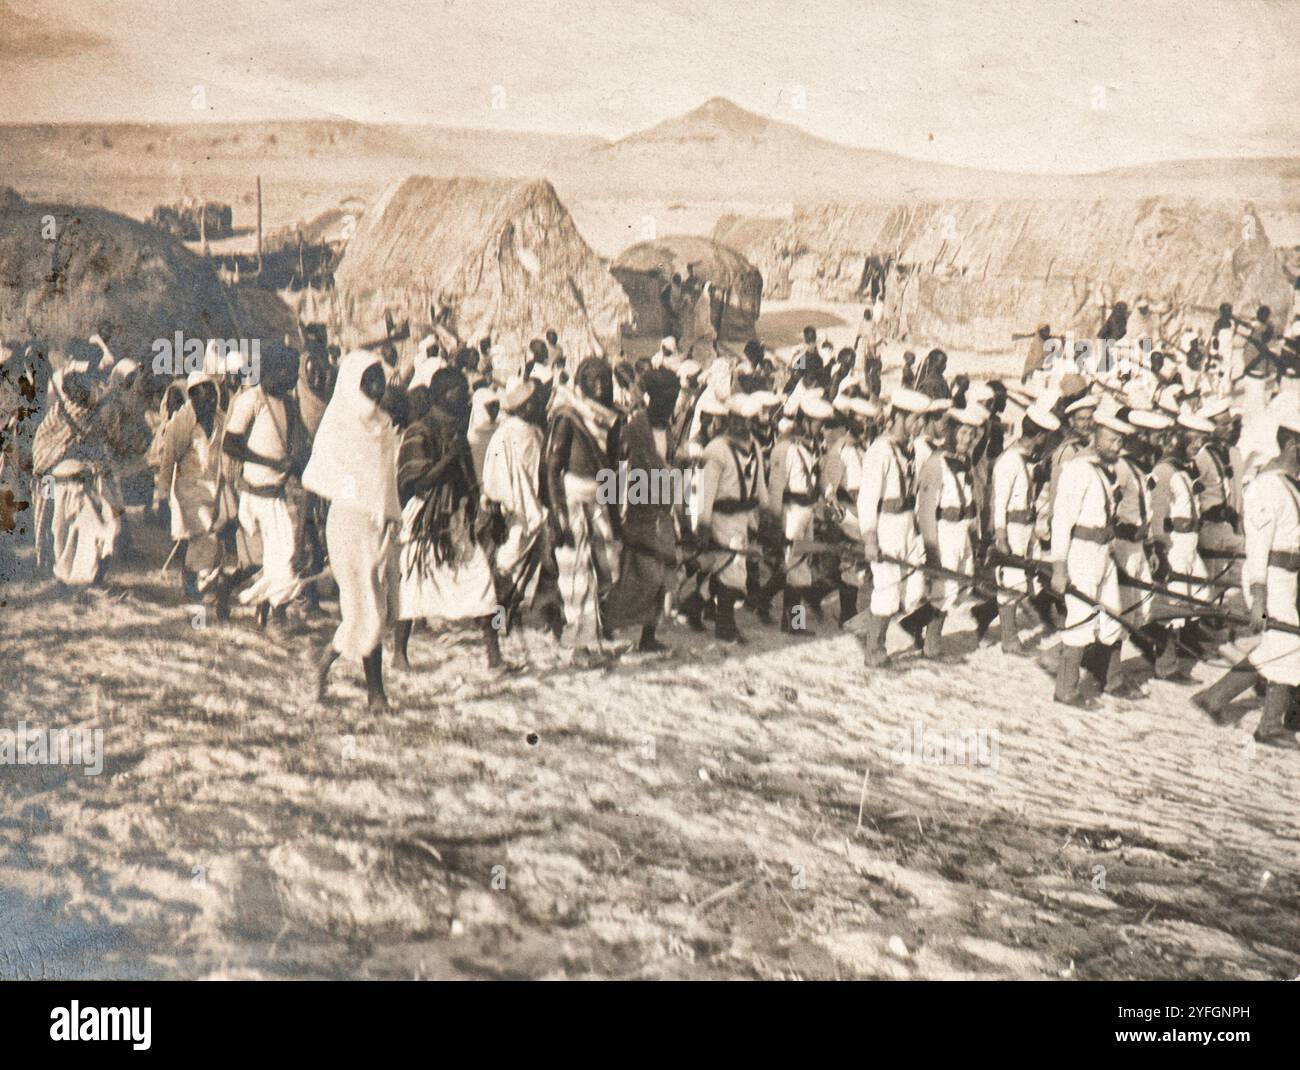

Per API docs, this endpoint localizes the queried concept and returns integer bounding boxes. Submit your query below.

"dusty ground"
[3,518,1299,980]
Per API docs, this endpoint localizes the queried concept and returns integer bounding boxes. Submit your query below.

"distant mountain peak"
[617,96,804,146]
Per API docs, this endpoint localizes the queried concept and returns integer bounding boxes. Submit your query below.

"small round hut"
[611,235,762,346]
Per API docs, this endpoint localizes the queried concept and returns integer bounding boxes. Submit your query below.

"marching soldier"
[693,393,767,643]
[1194,397,1244,581]
[1113,408,1172,653]
[776,393,834,634]
[1050,407,1138,706]
[1148,411,1214,678]
[827,394,882,626]
[915,404,989,658]
[1195,412,1300,744]
[857,388,932,667]
[991,401,1060,654]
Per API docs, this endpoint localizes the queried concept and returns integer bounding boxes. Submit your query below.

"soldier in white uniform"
[828,394,881,626]
[1193,397,1245,585]
[1112,409,1172,656]
[777,393,833,634]
[915,404,988,658]
[857,388,931,667]
[1050,409,1137,706]
[1196,412,1300,744]
[1149,411,1213,678]
[693,393,767,643]
[991,402,1059,654]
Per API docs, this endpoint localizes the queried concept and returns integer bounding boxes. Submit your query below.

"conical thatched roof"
[715,198,1294,352]
[0,188,274,363]
[332,176,629,363]
[612,234,762,342]
[613,235,761,294]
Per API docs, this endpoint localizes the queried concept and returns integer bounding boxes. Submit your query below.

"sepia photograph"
[1,0,1298,1024]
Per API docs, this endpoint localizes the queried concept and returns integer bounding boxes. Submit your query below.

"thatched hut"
[714,198,1294,352]
[331,176,629,365]
[0,188,272,363]
[611,235,762,344]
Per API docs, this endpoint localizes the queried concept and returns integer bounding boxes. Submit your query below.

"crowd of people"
[2,299,1300,746]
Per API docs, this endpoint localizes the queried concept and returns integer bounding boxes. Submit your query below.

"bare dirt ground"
[3,519,1299,980]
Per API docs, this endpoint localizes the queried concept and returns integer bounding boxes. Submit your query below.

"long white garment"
[1243,468,1300,685]
[303,351,402,660]
[154,405,227,541]
[50,470,119,585]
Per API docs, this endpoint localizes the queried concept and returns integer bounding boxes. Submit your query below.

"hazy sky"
[2,0,1297,173]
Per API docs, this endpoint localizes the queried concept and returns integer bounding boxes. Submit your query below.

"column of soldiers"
[7,315,1300,745]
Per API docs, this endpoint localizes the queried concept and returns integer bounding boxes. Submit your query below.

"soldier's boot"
[1192,659,1257,724]
[681,589,706,633]
[1285,688,1300,732]
[837,583,858,628]
[181,567,201,601]
[899,604,934,650]
[1054,643,1094,708]
[971,599,999,643]
[922,611,947,658]
[715,586,744,644]
[1103,641,1142,698]
[861,614,890,668]
[999,602,1026,655]
[1154,624,1190,681]
[1254,683,1298,747]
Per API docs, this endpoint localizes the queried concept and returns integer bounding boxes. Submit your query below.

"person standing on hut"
[304,350,403,710]
[392,368,502,671]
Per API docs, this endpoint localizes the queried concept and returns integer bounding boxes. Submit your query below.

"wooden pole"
[254,175,262,275]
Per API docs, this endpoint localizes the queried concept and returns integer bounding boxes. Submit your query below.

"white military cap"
[1023,403,1060,432]
[1095,410,1137,435]
[949,403,989,427]
[1128,409,1172,431]
[1177,411,1215,433]
[728,393,764,420]
[800,395,835,421]
[1197,398,1231,420]
[888,388,933,414]
[1065,394,1100,414]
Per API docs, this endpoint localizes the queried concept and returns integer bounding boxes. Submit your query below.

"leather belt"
[1072,523,1112,544]
[880,495,916,514]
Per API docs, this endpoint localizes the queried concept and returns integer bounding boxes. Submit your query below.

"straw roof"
[715,198,1294,351]
[332,176,629,363]
[0,188,270,362]
[613,235,762,297]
